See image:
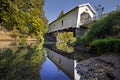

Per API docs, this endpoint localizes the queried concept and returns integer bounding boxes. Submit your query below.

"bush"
[18,38,27,45]
[90,38,120,54]
[56,32,76,53]
[82,10,120,42]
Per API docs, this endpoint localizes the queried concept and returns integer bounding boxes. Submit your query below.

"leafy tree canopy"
[0,0,48,38]
[58,10,64,18]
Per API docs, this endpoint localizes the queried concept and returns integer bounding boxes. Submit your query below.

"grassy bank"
[90,38,120,54]
[75,9,120,54]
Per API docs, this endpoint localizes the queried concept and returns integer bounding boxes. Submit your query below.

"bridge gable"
[77,4,95,27]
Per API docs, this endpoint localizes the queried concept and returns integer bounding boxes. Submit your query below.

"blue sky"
[44,0,120,23]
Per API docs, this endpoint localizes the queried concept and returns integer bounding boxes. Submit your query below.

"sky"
[44,0,120,23]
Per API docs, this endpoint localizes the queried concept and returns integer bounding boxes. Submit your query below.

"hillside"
[75,9,120,54]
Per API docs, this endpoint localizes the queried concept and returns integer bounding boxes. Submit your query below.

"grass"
[89,38,120,54]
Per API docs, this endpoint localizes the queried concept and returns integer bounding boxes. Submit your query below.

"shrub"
[90,38,120,54]
[18,38,27,45]
[110,25,120,38]
[56,32,76,53]
[82,10,120,42]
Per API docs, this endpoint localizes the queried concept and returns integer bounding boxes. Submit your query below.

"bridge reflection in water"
[46,48,74,79]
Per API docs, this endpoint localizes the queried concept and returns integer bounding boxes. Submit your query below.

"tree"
[58,10,64,18]
[56,32,76,53]
[1,0,48,41]
[116,4,120,12]
[11,27,20,40]
[94,5,104,16]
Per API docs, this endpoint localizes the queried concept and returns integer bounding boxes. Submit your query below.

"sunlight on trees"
[0,0,48,41]
[56,32,76,53]
[0,43,46,80]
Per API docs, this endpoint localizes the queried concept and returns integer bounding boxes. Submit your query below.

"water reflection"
[40,48,74,80]
[56,32,76,53]
[0,39,92,80]
[40,56,71,80]
[74,60,81,80]
[0,42,45,80]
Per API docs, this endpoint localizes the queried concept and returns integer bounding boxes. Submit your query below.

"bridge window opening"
[61,20,63,26]
[53,24,55,29]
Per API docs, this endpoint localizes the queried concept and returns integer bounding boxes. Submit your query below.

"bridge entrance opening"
[80,12,91,25]
[81,12,91,21]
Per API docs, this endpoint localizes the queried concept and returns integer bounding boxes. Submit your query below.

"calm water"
[0,41,74,80]
[40,56,71,80]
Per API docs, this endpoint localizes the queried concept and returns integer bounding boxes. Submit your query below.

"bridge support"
[73,27,88,37]
[47,26,88,41]
[73,28,77,37]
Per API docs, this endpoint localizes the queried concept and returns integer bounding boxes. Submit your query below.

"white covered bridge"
[48,3,96,36]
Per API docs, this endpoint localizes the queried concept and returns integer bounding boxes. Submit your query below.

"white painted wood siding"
[48,8,78,33]
[77,5,94,27]
[48,3,95,33]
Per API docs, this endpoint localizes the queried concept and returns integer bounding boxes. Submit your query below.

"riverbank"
[45,41,120,80]
[44,42,74,59]
[0,41,38,49]
[76,54,120,80]
[74,10,120,80]
[0,32,37,41]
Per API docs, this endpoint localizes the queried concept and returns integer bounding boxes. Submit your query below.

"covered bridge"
[48,3,96,36]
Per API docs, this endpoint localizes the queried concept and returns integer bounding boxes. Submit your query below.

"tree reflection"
[56,32,76,53]
[0,43,46,80]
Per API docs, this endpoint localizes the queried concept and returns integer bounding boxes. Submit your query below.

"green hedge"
[90,38,120,54]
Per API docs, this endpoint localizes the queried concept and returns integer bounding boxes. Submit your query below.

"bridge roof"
[78,3,96,14]
[49,3,96,26]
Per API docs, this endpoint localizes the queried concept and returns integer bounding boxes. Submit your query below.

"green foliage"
[87,11,119,39]
[1,0,48,40]
[57,32,76,44]
[18,38,27,45]
[29,16,46,36]
[76,10,120,45]
[56,32,76,53]
[56,43,74,53]
[110,25,120,38]
[75,10,120,54]
[11,27,20,39]
[90,38,120,54]
[58,10,64,18]
[0,43,45,80]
